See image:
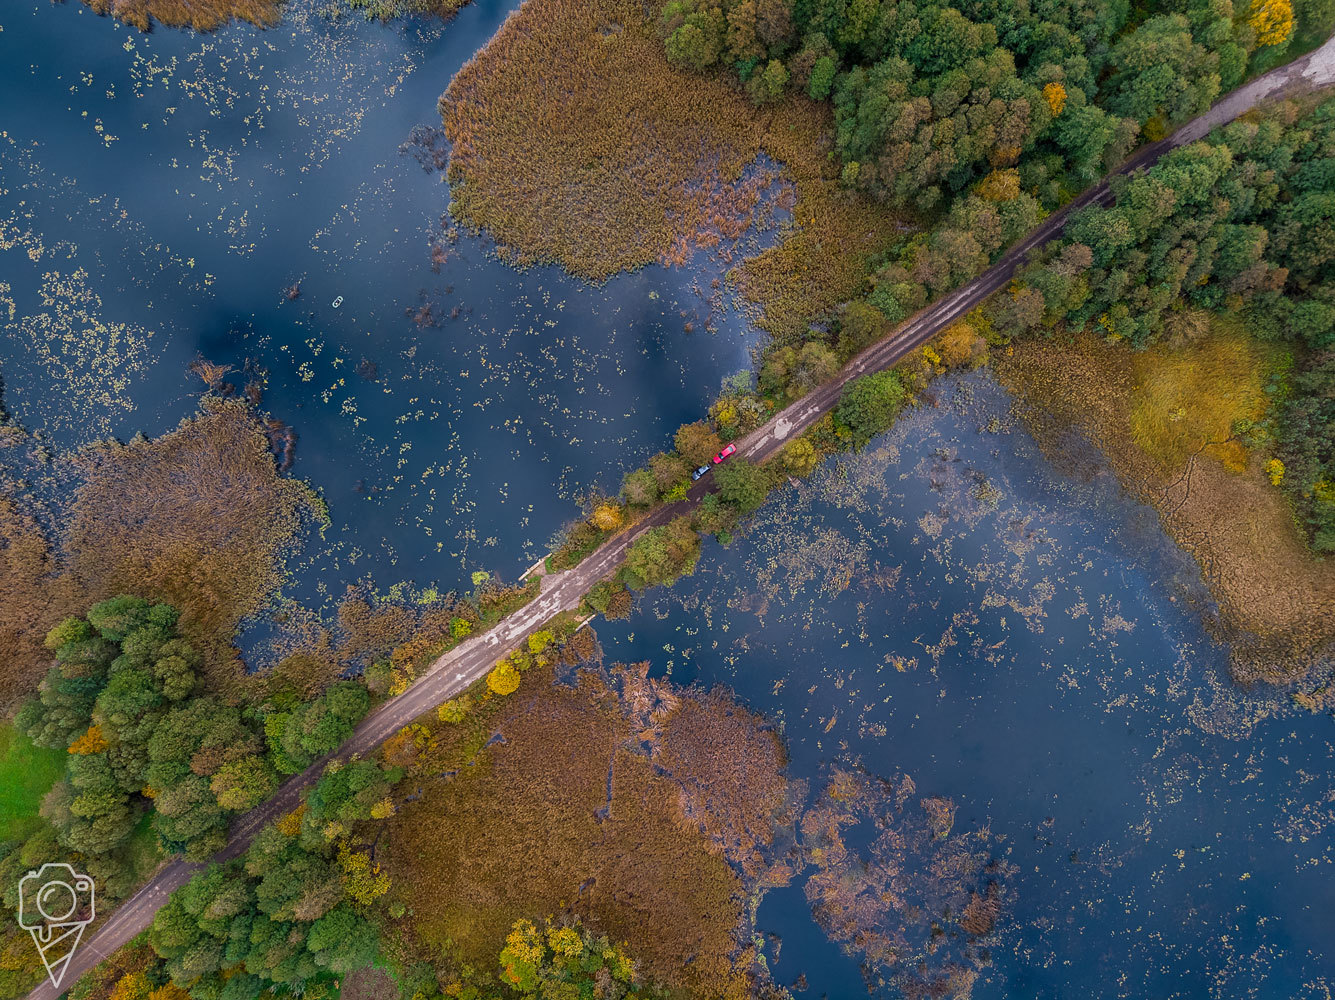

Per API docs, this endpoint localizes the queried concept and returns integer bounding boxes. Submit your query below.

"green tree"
[836,371,907,445]
[1103,15,1221,125]
[713,458,771,514]
[623,517,702,589]
[621,468,660,507]
[674,421,723,466]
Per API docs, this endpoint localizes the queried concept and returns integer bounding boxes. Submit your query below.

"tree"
[649,451,690,491]
[836,371,907,445]
[714,458,770,514]
[306,905,378,973]
[336,843,391,905]
[838,300,886,356]
[623,517,701,589]
[590,503,623,531]
[782,438,820,477]
[210,757,278,812]
[760,342,840,399]
[674,421,722,466]
[809,54,837,99]
[621,468,659,507]
[1103,15,1221,126]
[437,697,470,723]
[304,759,402,837]
[1249,0,1295,45]
[937,322,986,366]
[487,661,521,695]
[266,682,370,775]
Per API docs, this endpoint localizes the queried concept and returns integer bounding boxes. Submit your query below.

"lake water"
[2,2,1332,997]
[598,374,1335,998]
[0,0,773,607]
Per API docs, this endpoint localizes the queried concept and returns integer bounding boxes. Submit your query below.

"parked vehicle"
[712,443,737,463]
[691,464,711,481]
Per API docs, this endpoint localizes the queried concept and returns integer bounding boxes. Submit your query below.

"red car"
[712,443,737,464]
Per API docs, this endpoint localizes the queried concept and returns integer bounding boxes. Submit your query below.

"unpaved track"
[28,33,1335,1000]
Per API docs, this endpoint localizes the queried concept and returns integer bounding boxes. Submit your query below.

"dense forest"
[661,0,1332,209]
[655,0,1335,554]
[1001,98,1335,548]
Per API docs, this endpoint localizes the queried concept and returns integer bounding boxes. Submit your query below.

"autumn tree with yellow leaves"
[1249,0,1295,45]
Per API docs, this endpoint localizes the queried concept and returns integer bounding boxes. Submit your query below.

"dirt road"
[28,31,1335,1000]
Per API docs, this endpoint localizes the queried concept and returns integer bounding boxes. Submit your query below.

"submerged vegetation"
[803,767,1010,998]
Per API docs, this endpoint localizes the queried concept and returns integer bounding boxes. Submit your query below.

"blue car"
[691,464,710,481]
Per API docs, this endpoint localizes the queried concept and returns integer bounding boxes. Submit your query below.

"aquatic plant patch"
[440,0,902,334]
[63,398,324,690]
[381,669,790,998]
[802,766,1012,997]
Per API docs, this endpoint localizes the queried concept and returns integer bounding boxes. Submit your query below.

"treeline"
[3,597,372,901]
[996,97,1335,549]
[74,613,617,1000]
[660,0,1333,213]
[145,757,402,998]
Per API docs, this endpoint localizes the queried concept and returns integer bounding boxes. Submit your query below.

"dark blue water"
[3,3,1332,996]
[597,375,1335,999]
[0,0,775,609]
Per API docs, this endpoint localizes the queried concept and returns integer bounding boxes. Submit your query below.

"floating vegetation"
[802,767,1011,999]
[2,270,159,439]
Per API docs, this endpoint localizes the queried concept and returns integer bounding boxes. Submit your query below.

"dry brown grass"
[654,690,790,881]
[439,0,902,335]
[0,496,83,714]
[382,672,763,999]
[79,0,283,31]
[63,398,321,690]
[997,333,1335,681]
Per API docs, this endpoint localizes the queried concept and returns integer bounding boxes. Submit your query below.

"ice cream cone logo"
[17,863,95,989]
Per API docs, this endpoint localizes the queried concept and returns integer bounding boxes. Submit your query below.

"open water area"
[1,0,1332,996]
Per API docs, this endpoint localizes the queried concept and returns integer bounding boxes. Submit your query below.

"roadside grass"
[125,812,166,880]
[0,722,65,842]
[1127,319,1280,475]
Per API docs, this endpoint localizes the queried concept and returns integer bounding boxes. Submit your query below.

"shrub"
[437,698,470,723]
[623,517,701,589]
[713,458,770,514]
[487,662,521,696]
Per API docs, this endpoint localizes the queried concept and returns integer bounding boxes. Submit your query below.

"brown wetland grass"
[77,0,283,31]
[0,495,84,713]
[996,327,1335,683]
[440,0,905,336]
[381,669,789,998]
[64,397,323,690]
